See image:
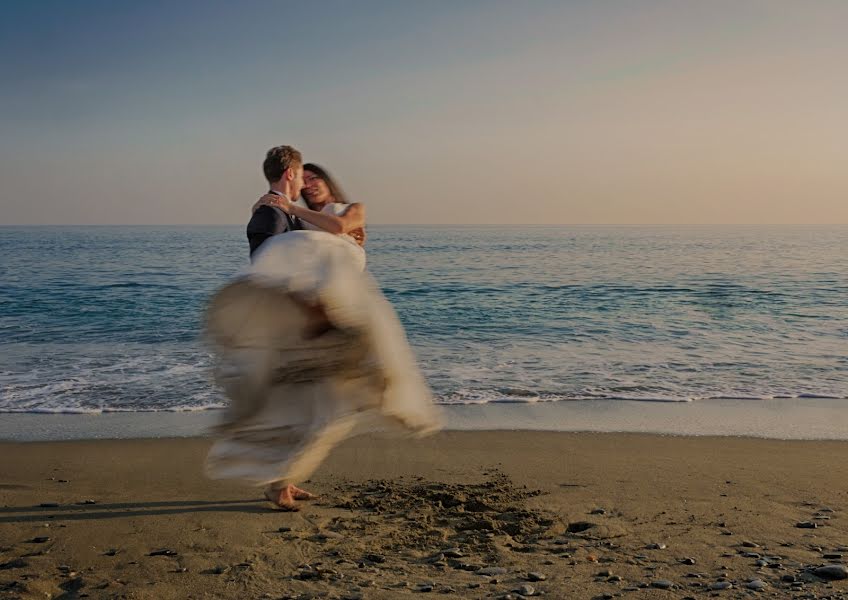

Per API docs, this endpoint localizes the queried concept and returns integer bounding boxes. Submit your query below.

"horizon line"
[1,223,847,228]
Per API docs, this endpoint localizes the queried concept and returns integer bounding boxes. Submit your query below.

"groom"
[246,145,305,257]
[242,144,322,509]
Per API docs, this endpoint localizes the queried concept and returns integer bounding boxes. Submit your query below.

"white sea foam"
[0,404,226,415]
[600,395,694,403]
[3,390,847,413]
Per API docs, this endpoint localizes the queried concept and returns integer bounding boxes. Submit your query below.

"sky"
[1,0,846,225]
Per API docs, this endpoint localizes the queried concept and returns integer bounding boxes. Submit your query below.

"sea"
[1,225,847,440]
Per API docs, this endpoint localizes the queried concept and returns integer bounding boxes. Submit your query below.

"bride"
[205,149,440,510]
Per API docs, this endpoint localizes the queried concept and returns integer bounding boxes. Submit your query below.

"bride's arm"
[289,203,365,235]
[253,194,366,240]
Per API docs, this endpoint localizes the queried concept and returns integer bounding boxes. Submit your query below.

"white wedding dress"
[298,202,366,269]
[204,229,441,486]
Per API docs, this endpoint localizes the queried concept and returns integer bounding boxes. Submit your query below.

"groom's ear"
[282,166,300,183]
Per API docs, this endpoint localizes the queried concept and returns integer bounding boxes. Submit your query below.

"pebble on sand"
[709,581,733,590]
[363,553,385,563]
[476,567,507,576]
[813,564,848,580]
[566,521,595,533]
[0,558,28,570]
[512,583,535,596]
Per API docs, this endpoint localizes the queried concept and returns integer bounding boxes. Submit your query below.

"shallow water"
[1,225,846,420]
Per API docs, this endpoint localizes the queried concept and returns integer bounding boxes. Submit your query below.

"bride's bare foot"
[263,485,299,511]
[263,484,317,510]
[291,485,317,501]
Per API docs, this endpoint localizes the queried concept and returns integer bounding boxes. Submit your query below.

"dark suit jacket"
[246,205,301,258]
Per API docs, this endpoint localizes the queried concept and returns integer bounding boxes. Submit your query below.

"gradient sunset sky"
[1,0,846,225]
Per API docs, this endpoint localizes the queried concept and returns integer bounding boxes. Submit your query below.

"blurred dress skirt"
[204,230,441,486]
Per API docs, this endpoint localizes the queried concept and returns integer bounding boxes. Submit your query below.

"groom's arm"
[247,205,289,257]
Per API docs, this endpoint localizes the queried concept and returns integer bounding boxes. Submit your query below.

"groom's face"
[289,165,305,198]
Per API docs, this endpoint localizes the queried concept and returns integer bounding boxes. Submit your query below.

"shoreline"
[2,396,848,442]
[1,431,847,598]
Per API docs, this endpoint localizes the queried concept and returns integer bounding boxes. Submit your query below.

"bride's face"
[303,171,333,205]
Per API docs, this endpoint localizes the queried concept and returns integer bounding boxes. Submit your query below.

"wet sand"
[1,431,847,599]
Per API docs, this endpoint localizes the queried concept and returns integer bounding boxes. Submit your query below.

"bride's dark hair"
[302,163,348,207]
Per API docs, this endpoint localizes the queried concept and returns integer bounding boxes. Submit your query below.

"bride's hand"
[350,227,367,247]
[252,194,293,214]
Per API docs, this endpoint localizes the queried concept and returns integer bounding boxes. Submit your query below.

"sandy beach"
[1,432,847,599]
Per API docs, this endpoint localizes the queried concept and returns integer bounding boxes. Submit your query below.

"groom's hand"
[252,194,292,214]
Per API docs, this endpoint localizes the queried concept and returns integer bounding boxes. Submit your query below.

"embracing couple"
[246,145,366,268]
[203,145,441,511]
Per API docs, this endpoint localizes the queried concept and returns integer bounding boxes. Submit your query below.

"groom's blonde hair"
[263,145,302,183]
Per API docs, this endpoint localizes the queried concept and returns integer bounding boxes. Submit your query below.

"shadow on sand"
[0,499,272,523]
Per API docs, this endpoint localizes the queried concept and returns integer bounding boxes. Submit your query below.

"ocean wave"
[0,404,226,415]
[435,390,848,405]
[1,391,847,414]
[437,391,695,405]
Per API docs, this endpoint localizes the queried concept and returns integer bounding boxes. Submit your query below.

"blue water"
[1,226,847,414]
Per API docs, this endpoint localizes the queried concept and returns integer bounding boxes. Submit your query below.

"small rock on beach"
[813,564,848,580]
[477,566,507,576]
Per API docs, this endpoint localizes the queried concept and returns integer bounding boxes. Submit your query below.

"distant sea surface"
[1,226,847,417]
